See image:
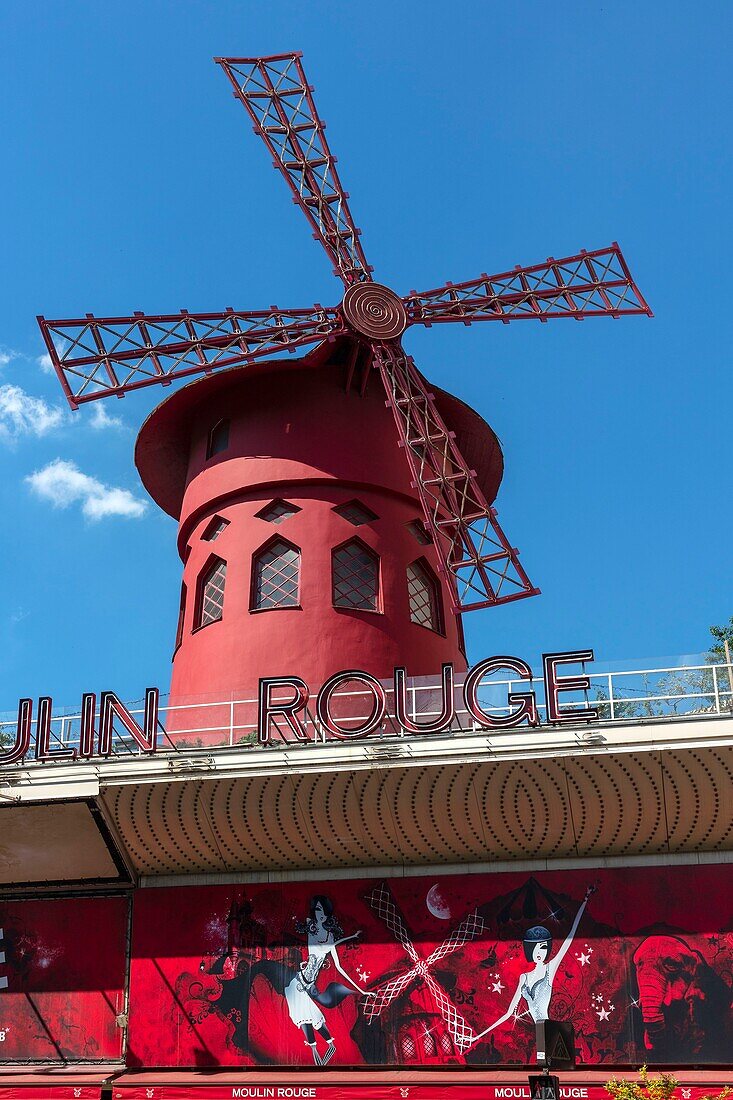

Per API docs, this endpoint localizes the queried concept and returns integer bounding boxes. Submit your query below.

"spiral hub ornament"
[341,282,407,342]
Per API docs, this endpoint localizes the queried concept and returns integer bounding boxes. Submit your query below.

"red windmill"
[37,53,651,727]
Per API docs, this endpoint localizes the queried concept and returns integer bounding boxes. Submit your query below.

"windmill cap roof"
[134,346,504,519]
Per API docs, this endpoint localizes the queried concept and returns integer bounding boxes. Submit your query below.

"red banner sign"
[110,1082,730,1100]
[113,1088,731,1100]
[0,1090,104,1100]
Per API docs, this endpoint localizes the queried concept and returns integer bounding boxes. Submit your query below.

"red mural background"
[127,865,733,1068]
[0,895,128,1061]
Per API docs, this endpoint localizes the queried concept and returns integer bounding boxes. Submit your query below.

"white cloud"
[0,346,18,367]
[25,459,147,521]
[0,384,66,442]
[37,353,54,374]
[89,402,125,431]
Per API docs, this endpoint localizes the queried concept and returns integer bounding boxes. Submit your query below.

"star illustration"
[576,951,591,966]
[597,1007,610,1021]
[491,979,505,994]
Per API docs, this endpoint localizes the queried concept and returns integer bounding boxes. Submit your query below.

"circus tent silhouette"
[489,877,568,929]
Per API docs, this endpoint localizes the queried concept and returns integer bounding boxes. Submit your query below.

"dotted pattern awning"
[103,743,733,877]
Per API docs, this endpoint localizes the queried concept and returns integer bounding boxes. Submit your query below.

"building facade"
[1,344,732,1100]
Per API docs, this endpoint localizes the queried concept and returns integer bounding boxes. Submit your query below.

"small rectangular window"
[256,499,300,525]
[407,518,431,545]
[174,583,187,651]
[333,500,378,526]
[206,419,230,459]
[203,516,229,541]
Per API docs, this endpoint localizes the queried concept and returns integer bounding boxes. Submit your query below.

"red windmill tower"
[37,53,651,732]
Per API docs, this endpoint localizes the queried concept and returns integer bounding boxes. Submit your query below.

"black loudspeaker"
[529,1074,561,1100]
[535,1019,576,1069]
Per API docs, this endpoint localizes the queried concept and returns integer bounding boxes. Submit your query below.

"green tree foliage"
[708,615,733,663]
[606,1066,730,1100]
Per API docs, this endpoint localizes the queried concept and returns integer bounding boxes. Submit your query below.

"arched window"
[407,559,443,633]
[206,418,230,459]
[332,539,380,611]
[400,1031,416,1060]
[439,1031,454,1055]
[422,1030,437,1057]
[252,538,300,610]
[195,555,227,629]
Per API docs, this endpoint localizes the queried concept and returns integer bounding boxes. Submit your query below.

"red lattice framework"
[38,52,652,614]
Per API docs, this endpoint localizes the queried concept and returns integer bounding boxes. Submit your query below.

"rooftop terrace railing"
[2,658,732,762]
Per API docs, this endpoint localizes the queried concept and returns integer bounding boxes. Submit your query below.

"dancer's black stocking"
[301,1024,320,1064]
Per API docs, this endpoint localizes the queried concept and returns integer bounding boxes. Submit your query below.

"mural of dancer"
[132,867,733,1068]
[249,895,372,1065]
[468,885,595,1048]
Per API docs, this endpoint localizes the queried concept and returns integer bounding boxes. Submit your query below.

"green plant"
[606,1066,731,1100]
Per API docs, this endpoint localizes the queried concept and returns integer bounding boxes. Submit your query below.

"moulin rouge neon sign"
[0,650,598,765]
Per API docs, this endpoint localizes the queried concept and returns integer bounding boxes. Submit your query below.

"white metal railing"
[2,659,732,760]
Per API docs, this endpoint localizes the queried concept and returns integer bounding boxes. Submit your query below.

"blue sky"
[0,0,731,707]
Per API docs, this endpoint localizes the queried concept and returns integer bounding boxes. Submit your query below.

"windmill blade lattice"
[216,53,372,286]
[404,245,651,325]
[38,306,343,407]
[374,344,537,612]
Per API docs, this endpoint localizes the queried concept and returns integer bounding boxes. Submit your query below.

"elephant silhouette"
[632,934,732,1060]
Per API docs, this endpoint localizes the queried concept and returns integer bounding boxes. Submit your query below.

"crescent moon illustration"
[426,883,452,920]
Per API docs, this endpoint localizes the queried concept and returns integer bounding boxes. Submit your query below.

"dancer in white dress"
[253,896,371,1065]
[469,885,595,1048]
